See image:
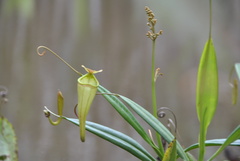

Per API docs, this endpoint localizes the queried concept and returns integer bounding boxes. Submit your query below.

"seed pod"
[78,65,102,142]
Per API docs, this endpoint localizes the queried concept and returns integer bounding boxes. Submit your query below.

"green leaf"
[196,38,218,160]
[119,95,189,160]
[162,138,177,161]
[98,86,149,141]
[186,152,198,161]
[0,117,18,161]
[208,125,240,161]
[63,117,157,161]
[98,85,162,157]
[185,139,240,152]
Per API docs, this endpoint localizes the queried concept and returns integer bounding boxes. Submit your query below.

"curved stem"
[37,46,82,76]
[158,107,177,133]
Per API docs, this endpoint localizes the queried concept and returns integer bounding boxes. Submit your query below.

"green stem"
[151,39,164,155]
[209,0,212,39]
[151,40,157,117]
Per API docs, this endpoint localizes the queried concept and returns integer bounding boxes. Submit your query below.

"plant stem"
[151,40,157,117]
[209,0,212,39]
[151,39,164,155]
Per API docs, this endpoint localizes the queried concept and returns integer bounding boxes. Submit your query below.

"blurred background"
[0,0,240,160]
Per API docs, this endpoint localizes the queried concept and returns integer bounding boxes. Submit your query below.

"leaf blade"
[64,117,157,161]
[196,38,218,160]
[0,117,18,161]
[185,139,240,152]
[98,85,161,155]
[208,125,240,161]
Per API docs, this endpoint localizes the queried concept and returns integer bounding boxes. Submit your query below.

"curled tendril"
[157,111,165,118]
[157,107,177,135]
[37,46,82,76]
[0,85,8,104]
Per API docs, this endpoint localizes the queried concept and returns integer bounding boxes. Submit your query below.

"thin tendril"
[37,46,82,76]
[157,107,177,135]
[209,0,212,39]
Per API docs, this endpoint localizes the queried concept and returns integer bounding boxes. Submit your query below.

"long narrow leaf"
[196,38,218,160]
[208,125,240,161]
[119,95,189,160]
[185,139,240,152]
[64,117,157,161]
[98,85,162,156]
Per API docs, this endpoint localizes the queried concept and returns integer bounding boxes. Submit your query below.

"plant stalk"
[209,0,212,40]
[151,39,164,155]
